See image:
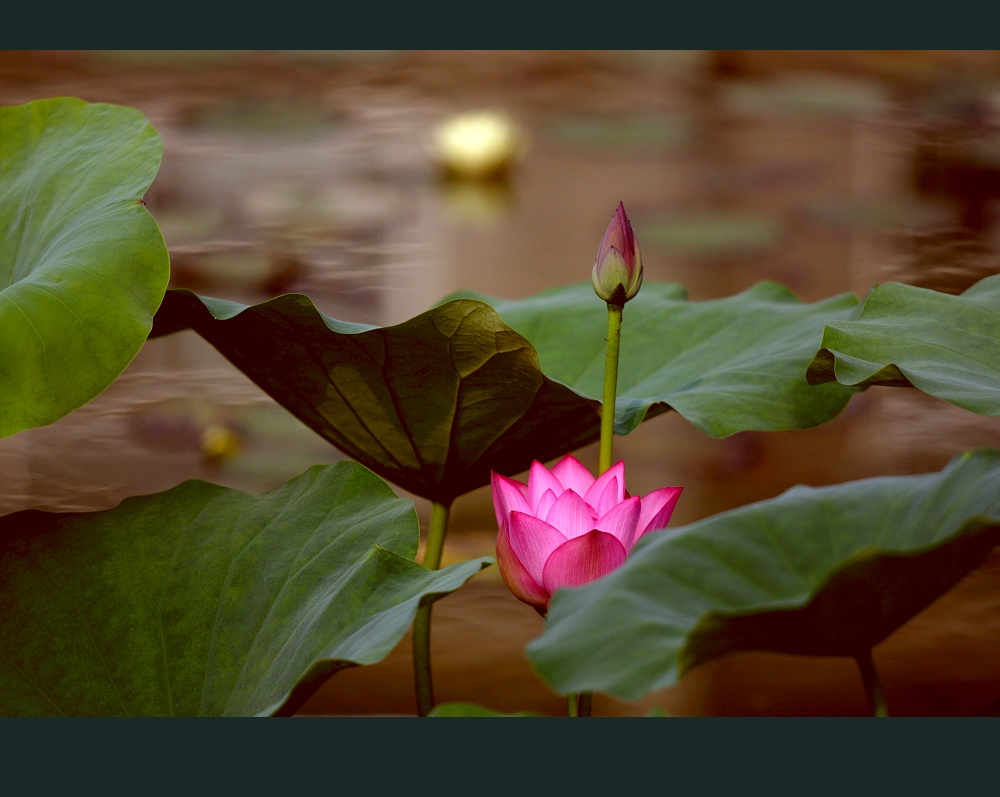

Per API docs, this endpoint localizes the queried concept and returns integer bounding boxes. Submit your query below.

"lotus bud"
[591,201,643,306]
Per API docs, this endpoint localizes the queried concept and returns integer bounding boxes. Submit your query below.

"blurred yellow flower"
[201,423,242,463]
[430,110,526,180]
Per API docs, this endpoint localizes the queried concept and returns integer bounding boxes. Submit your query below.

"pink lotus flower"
[491,454,682,615]
[591,201,643,305]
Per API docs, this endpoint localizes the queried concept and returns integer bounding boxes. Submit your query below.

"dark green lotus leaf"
[807,275,1000,414]
[527,448,1000,701]
[1,97,170,437]
[152,290,603,503]
[0,461,492,716]
[154,280,862,504]
[452,281,862,437]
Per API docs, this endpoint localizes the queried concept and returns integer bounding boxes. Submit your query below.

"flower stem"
[854,649,890,717]
[572,301,625,719]
[566,691,593,717]
[413,500,450,716]
[599,302,623,474]
[567,694,579,717]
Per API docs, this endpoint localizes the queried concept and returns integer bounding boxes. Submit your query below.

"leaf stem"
[413,500,450,716]
[854,649,890,717]
[422,500,450,571]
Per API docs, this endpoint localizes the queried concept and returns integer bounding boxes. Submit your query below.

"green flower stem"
[567,692,593,716]
[855,649,890,717]
[413,500,450,716]
[567,694,579,717]
[571,300,626,719]
[565,690,594,717]
[599,302,624,474]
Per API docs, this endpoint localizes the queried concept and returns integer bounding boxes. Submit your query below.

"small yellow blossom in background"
[200,423,242,464]
[430,110,527,181]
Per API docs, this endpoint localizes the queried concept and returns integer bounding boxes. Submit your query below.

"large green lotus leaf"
[526,448,1000,701]
[0,461,491,716]
[152,290,604,503]
[154,281,861,502]
[0,97,170,437]
[452,281,862,437]
[806,274,1000,414]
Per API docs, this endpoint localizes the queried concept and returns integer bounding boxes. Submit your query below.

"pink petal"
[507,511,568,584]
[527,460,564,511]
[544,489,596,539]
[491,472,530,529]
[595,495,642,549]
[496,523,550,613]
[637,487,684,540]
[593,475,621,517]
[541,530,627,596]
[550,454,596,498]
[534,488,558,522]
[585,461,626,508]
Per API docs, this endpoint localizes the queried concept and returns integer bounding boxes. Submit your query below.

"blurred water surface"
[4,50,1000,715]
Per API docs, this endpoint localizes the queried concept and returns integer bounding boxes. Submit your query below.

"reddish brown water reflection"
[4,50,1000,715]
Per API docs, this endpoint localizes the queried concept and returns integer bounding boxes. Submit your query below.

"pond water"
[4,50,1000,715]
